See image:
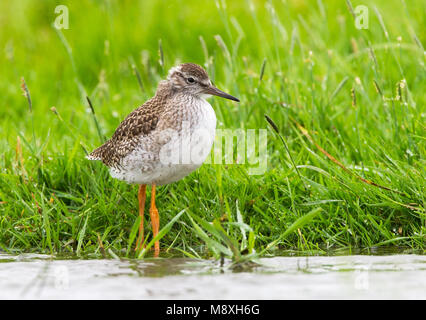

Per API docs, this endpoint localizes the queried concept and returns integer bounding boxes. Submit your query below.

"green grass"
[0,0,424,260]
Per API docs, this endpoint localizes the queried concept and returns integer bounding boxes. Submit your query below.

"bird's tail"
[86,153,101,161]
[86,144,107,161]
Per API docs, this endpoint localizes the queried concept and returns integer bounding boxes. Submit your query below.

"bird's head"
[166,63,239,102]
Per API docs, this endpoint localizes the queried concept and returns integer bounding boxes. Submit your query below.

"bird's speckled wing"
[87,96,164,168]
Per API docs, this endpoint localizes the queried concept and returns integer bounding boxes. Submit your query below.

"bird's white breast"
[111,97,216,185]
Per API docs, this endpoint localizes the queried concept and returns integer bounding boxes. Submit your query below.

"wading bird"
[87,63,239,256]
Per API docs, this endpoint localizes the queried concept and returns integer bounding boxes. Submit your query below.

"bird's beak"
[204,85,240,102]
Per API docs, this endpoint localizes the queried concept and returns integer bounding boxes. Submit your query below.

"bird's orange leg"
[135,184,147,251]
[149,184,160,257]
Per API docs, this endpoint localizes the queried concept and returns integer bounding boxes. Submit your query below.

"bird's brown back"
[88,87,171,168]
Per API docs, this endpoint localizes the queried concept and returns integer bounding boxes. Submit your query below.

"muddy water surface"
[0,251,425,299]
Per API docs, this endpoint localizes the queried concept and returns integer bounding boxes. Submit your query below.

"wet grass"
[0,0,425,261]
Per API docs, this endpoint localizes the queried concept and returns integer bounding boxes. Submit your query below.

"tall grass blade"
[77,210,91,255]
[86,96,106,143]
[265,115,307,192]
[329,76,348,104]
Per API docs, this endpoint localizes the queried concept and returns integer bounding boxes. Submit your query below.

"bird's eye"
[187,77,195,84]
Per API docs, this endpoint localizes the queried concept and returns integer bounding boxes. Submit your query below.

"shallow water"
[0,251,425,299]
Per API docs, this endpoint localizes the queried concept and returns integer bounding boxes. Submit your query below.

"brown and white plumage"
[86,89,166,168]
[87,63,239,185]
